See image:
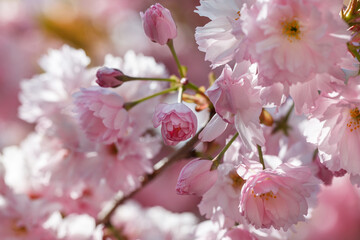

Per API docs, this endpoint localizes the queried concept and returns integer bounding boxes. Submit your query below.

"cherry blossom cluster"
[1,0,360,239]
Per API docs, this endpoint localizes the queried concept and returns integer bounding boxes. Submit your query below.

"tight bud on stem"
[96,67,125,88]
[140,3,177,45]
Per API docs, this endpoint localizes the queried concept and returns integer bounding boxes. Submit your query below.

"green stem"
[117,76,177,83]
[348,42,360,63]
[211,133,239,170]
[124,86,178,110]
[167,40,185,78]
[312,148,319,161]
[178,85,184,103]
[257,145,265,170]
[284,103,295,122]
[106,224,127,240]
[186,82,202,92]
[185,82,215,111]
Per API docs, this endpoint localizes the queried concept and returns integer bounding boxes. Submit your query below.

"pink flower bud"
[140,3,177,45]
[96,67,124,88]
[153,103,197,146]
[176,159,217,196]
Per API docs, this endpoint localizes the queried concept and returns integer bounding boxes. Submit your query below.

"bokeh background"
[1,0,360,239]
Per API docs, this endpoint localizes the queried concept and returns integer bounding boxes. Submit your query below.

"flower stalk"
[124,86,179,110]
[211,133,239,170]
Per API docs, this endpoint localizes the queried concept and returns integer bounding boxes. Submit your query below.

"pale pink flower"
[97,135,160,194]
[238,163,318,230]
[19,45,94,123]
[0,192,60,240]
[205,62,264,151]
[304,81,360,179]
[111,201,197,240]
[153,103,197,146]
[54,213,103,240]
[198,163,245,227]
[176,159,217,196]
[224,228,258,240]
[0,132,67,197]
[103,52,167,138]
[195,0,253,67]
[73,86,129,144]
[140,3,177,45]
[290,176,360,240]
[46,152,116,217]
[199,113,230,142]
[194,220,226,240]
[96,66,124,88]
[289,73,345,114]
[241,0,349,86]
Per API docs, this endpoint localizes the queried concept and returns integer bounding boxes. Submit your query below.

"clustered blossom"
[2,0,360,239]
[239,163,317,230]
[73,87,130,144]
[304,79,360,184]
[196,0,351,112]
[201,61,264,151]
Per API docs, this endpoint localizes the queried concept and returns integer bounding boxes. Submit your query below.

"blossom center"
[235,10,240,21]
[281,19,301,42]
[252,189,277,201]
[229,171,245,189]
[11,221,27,236]
[347,107,360,132]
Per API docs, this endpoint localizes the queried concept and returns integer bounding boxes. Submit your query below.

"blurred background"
[1,0,360,239]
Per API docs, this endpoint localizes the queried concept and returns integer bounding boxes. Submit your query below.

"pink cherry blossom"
[176,158,217,196]
[53,213,103,240]
[291,176,360,240]
[140,3,177,45]
[153,103,197,146]
[205,62,264,151]
[111,201,197,240]
[238,163,318,230]
[223,227,258,240]
[195,0,252,68]
[241,0,349,86]
[19,45,94,124]
[289,73,345,115]
[303,77,360,180]
[96,66,124,88]
[0,192,60,240]
[96,135,160,194]
[73,86,130,144]
[198,163,245,227]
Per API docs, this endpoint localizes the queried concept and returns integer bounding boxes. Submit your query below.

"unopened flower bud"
[153,103,197,146]
[176,159,217,196]
[96,67,124,88]
[140,3,177,45]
